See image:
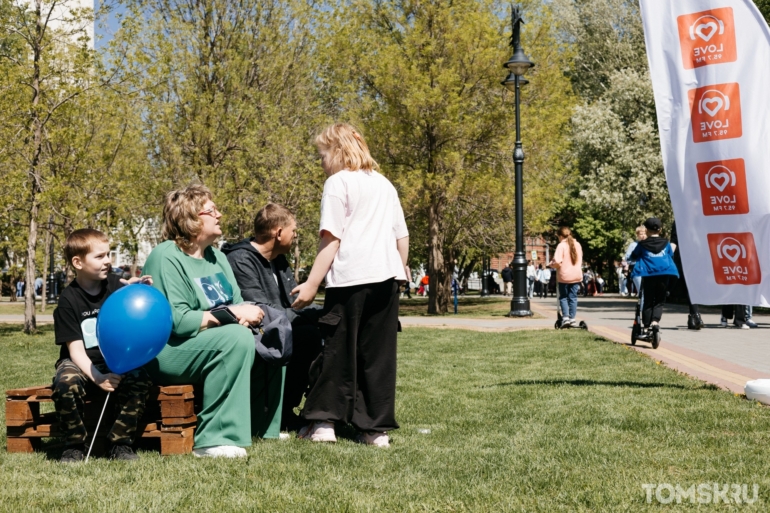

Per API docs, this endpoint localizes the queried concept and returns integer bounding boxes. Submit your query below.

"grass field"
[1,325,769,511]
[398,296,545,319]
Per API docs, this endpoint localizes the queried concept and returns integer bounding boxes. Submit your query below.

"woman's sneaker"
[720,316,728,328]
[193,445,247,458]
[356,431,390,448]
[297,421,337,443]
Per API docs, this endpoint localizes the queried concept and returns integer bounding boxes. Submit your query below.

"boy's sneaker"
[720,316,728,328]
[746,319,758,329]
[60,445,86,463]
[297,421,337,443]
[560,317,572,328]
[735,322,750,330]
[193,445,248,458]
[108,444,139,461]
[356,431,390,448]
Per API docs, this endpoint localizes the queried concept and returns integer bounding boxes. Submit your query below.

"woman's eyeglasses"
[199,206,220,217]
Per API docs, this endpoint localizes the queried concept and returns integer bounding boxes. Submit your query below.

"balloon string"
[85,392,110,463]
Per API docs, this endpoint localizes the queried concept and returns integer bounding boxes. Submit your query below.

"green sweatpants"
[146,324,255,449]
[251,362,285,439]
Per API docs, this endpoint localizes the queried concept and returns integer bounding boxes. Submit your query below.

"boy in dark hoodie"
[221,203,322,431]
[630,217,679,339]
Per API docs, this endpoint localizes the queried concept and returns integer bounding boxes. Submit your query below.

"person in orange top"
[549,226,584,328]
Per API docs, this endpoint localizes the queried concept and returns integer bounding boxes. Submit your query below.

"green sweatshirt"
[143,240,244,339]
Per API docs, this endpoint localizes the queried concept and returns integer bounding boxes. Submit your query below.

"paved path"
[401,295,770,394]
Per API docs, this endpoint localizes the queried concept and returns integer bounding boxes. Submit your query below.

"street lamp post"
[480,256,489,297]
[502,5,534,317]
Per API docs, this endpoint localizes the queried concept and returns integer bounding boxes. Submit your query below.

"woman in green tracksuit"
[143,184,266,459]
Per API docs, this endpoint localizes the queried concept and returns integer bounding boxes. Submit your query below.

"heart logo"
[694,22,718,42]
[721,244,742,263]
[701,97,723,117]
[709,172,730,192]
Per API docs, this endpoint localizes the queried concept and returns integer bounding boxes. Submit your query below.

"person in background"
[670,221,703,330]
[526,261,536,298]
[625,226,647,296]
[502,263,513,297]
[550,226,584,328]
[538,264,550,299]
[629,217,679,338]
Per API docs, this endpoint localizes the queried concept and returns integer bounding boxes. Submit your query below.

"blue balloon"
[97,284,172,374]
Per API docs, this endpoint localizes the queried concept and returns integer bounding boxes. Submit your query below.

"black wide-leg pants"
[302,279,400,432]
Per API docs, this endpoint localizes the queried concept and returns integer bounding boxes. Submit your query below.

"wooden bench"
[5,385,197,456]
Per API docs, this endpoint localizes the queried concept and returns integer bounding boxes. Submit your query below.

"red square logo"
[696,159,749,216]
[707,233,761,285]
[677,8,737,69]
[688,83,742,143]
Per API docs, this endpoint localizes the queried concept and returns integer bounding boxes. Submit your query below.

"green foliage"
[318,0,575,312]
[553,0,667,272]
[111,0,327,258]
[755,0,770,23]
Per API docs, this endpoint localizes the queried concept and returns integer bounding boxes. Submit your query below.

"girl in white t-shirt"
[291,123,409,448]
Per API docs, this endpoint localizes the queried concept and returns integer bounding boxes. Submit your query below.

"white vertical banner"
[640,0,770,306]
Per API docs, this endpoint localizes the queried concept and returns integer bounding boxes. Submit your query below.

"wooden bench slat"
[162,414,197,426]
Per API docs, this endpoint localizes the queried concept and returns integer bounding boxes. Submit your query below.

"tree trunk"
[24,1,44,334]
[427,199,450,314]
[41,219,52,313]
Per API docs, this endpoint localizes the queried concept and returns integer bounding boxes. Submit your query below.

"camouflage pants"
[51,359,152,446]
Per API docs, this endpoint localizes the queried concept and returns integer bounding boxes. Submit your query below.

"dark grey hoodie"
[221,238,321,325]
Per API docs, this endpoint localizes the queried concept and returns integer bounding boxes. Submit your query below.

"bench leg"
[160,435,194,455]
[7,438,40,453]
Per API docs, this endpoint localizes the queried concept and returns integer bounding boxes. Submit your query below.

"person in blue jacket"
[630,217,679,337]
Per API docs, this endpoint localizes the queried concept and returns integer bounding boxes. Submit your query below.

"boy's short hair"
[162,184,212,249]
[64,229,110,266]
[254,203,295,243]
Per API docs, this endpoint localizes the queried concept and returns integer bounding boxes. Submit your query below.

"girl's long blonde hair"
[314,123,379,174]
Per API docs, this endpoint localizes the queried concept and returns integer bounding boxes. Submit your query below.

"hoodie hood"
[638,236,669,254]
[220,238,259,256]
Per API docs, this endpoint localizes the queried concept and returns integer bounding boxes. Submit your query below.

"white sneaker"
[297,421,337,443]
[356,431,390,448]
[279,432,290,441]
[720,316,728,328]
[193,445,247,458]
[561,317,571,328]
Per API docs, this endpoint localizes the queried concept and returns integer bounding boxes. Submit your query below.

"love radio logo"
[696,159,749,216]
[677,8,737,69]
[707,233,761,285]
[688,83,742,143]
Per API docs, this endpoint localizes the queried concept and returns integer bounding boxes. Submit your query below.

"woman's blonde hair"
[314,123,379,174]
[161,184,212,249]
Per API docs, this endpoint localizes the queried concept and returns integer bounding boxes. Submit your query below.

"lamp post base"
[507,297,532,317]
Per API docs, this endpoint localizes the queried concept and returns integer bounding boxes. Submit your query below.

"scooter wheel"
[578,321,588,330]
[554,321,560,329]
[652,330,660,349]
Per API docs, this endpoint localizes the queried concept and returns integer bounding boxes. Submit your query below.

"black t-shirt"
[53,274,124,367]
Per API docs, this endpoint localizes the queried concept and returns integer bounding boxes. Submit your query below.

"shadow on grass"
[479,379,720,391]
[0,323,54,337]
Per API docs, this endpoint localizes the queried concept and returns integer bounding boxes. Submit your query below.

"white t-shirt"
[319,169,409,288]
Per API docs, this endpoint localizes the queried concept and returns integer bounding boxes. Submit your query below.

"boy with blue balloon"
[52,229,154,462]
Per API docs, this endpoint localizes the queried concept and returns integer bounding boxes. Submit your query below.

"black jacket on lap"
[221,238,321,325]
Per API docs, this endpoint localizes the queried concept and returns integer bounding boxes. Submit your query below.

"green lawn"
[1,325,768,511]
[399,296,545,319]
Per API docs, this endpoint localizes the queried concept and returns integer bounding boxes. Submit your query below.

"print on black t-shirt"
[53,273,125,367]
